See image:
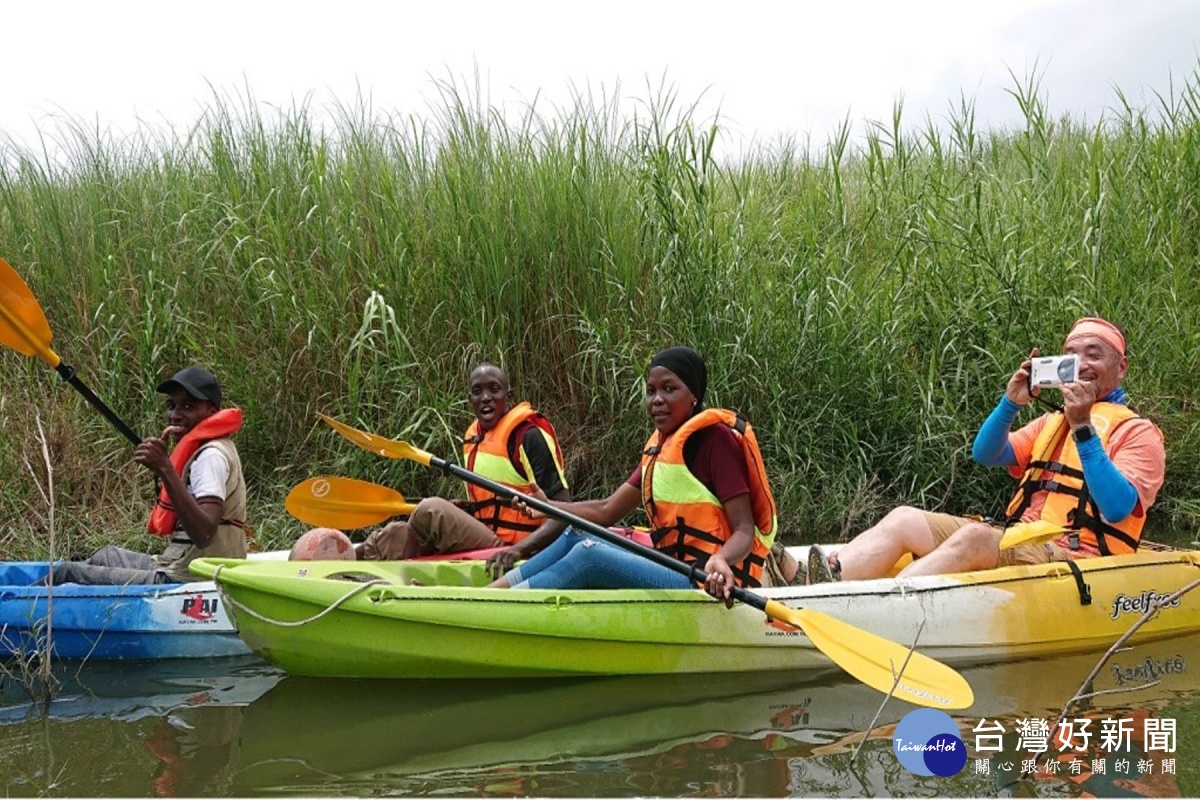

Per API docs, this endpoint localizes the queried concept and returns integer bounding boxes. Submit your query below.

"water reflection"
[1,636,1198,797]
[985,705,1186,798]
[1,656,282,797]
[143,706,242,797]
[226,633,1200,796]
[1,655,282,724]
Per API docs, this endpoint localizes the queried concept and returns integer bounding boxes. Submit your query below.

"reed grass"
[1,69,1199,558]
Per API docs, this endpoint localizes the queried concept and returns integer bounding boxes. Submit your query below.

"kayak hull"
[0,547,510,661]
[0,562,251,660]
[192,545,1200,679]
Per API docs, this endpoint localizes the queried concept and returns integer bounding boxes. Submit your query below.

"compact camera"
[1029,354,1079,388]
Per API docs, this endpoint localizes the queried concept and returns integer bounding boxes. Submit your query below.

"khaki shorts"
[921,511,1074,568]
[360,497,504,559]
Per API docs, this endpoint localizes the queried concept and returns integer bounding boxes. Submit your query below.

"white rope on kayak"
[211,564,394,628]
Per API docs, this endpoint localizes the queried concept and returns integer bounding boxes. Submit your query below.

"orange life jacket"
[1004,402,1152,555]
[463,402,567,544]
[640,409,778,587]
[147,407,245,536]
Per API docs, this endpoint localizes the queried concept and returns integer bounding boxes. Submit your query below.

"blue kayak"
[0,562,251,660]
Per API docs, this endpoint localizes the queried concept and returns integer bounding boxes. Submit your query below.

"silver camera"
[1029,354,1079,387]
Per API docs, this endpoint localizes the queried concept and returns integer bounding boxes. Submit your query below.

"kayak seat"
[326,571,392,584]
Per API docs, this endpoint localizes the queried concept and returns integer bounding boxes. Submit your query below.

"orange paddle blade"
[285,476,418,530]
[0,257,60,366]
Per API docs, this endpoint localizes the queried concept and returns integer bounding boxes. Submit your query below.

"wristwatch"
[1072,424,1096,443]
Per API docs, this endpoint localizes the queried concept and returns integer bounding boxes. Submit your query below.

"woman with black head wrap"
[487,346,780,603]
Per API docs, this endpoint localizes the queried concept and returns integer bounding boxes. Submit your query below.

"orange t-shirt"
[1006,413,1166,527]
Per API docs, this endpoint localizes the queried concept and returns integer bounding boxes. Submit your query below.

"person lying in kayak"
[341,362,573,560]
[808,317,1166,583]
[486,346,780,603]
[46,366,249,585]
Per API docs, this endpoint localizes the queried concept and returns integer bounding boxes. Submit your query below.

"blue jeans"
[507,527,694,590]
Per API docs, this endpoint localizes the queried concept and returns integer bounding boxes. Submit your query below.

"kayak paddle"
[0,257,141,445]
[319,413,974,710]
[998,520,1071,550]
[285,476,418,529]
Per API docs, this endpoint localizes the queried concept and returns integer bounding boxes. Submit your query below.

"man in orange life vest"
[47,366,248,585]
[810,317,1166,582]
[345,362,572,560]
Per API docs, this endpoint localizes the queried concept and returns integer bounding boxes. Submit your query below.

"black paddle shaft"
[54,363,142,446]
[427,454,771,613]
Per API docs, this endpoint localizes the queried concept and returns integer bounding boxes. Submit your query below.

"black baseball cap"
[157,366,222,407]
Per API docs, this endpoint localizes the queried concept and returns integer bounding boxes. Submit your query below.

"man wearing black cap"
[47,366,249,585]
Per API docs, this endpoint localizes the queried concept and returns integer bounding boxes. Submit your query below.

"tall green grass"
[2,71,1199,560]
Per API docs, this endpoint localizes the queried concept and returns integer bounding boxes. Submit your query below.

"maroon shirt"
[627,423,750,503]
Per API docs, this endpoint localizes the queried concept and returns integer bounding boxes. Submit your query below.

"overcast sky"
[4,0,1199,157]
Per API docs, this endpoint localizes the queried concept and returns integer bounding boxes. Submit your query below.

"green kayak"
[192,545,1200,680]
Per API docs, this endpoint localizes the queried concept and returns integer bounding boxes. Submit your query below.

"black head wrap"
[648,346,708,407]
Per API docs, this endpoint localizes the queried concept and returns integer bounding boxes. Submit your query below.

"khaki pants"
[359,497,506,559]
[922,511,1076,567]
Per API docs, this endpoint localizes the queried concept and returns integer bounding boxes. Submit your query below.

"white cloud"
[3,0,1197,156]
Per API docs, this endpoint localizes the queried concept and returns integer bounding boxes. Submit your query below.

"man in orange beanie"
[810,318,1166,582]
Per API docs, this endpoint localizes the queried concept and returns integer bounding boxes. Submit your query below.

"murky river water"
[3,635,1199,797]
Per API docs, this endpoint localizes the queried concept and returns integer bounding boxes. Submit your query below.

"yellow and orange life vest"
[1004,402,1153,555]
[640,408,778,587]
[463,402,567,544]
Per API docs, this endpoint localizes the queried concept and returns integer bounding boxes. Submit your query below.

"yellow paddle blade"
[764,600,974,710]
[285,476,418,530]
[318,413,433,466]
[998,520,1068,550]
[0,258,61,367]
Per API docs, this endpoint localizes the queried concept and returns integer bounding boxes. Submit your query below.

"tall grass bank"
[2,75,1198,559]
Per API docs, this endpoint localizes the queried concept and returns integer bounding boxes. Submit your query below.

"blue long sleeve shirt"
[971,393,1138,522]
